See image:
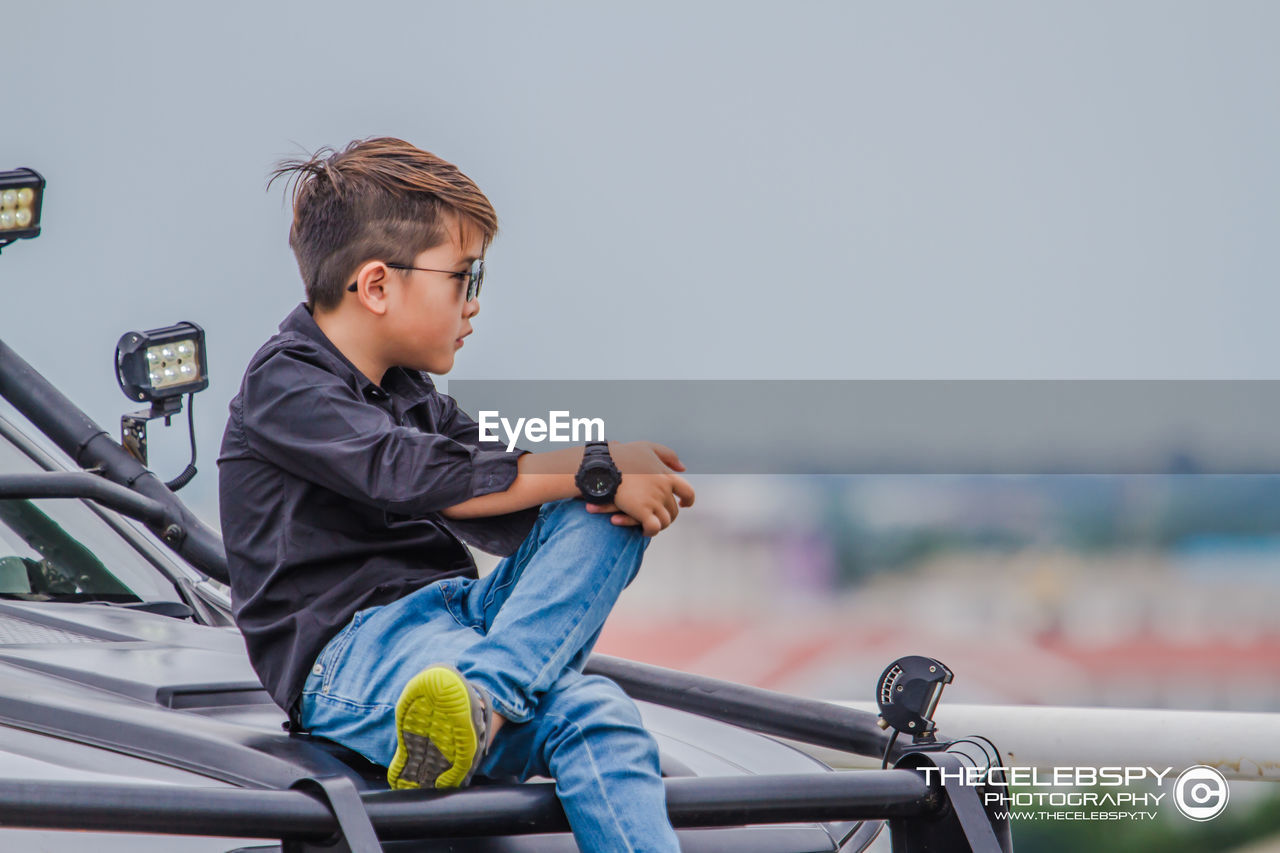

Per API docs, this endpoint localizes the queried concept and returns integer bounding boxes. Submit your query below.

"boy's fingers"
[673,477,696,507]
[585,501,619,514]
[654,505,673,532]
[642,512,662,536]
[649,443,685,471]
[611,513,640,526]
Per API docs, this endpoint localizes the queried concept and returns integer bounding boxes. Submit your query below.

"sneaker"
[387,664,493,790]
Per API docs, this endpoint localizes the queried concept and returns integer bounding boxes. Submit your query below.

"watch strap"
[575,441,621,504]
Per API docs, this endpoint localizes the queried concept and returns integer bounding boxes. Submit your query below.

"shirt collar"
[279,303,436,407]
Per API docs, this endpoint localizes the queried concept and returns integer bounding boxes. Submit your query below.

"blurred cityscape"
[482,475,1280,712]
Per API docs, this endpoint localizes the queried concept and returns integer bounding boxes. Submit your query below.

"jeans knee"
[558,675,644,727]
[537,674,661,773]
[541,498,649,553]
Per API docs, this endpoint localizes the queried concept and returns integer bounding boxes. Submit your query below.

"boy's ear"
[351,261,393,316]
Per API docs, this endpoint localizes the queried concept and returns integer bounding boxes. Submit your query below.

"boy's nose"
[464,298,480,318]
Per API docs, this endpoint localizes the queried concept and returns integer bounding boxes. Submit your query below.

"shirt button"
[312,664,324,675]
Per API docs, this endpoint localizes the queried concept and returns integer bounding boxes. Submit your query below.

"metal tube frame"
[0,472,176,526]
[0,772,939,841]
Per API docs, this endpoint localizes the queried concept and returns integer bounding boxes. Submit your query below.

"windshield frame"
[0,411,227,621]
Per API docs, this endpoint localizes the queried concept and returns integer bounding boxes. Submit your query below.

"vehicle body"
[0,334,1010,852]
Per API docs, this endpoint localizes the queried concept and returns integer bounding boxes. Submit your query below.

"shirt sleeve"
[428,388,543,556]
[238,348,522,515]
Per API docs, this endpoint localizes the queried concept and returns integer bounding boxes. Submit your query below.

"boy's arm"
[441,441,696,537]
[431,392,696,535]
[437,445,582,515]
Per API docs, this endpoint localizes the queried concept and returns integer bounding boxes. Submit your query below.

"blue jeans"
[299,498,680,853]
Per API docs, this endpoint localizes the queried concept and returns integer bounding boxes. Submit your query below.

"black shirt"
[217,304,537,720]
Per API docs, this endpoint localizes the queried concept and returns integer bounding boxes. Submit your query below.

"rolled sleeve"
[435,391,531,496]
[469,445,523,496]
[430,389,540,555]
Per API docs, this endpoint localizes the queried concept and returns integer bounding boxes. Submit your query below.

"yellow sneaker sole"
[387,665,481,790]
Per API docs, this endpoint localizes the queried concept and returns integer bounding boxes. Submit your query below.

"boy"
[217,137,694,852]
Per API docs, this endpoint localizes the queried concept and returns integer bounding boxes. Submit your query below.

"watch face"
[581,460,618,497]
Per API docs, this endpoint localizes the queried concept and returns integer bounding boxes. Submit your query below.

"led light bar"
[0,168,45,244]
[115,322,210,403]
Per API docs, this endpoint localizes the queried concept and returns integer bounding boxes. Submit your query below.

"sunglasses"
[346,258,485,302]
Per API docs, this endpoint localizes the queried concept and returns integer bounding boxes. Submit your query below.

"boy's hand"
[583,441,695,536]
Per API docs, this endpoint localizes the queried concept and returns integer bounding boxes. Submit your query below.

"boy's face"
[383,216,483,375]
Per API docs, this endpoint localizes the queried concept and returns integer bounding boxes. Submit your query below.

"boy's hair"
[269,137,497,311]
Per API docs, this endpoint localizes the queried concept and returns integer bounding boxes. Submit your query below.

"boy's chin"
[421,355,456,375]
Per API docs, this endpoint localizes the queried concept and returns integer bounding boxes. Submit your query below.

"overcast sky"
[4,1,1278,517]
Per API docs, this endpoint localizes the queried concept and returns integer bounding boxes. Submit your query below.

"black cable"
[881,729,900,769]
[164,393,198,492]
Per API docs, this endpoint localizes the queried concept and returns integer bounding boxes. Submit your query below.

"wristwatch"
[575,441,622,505]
